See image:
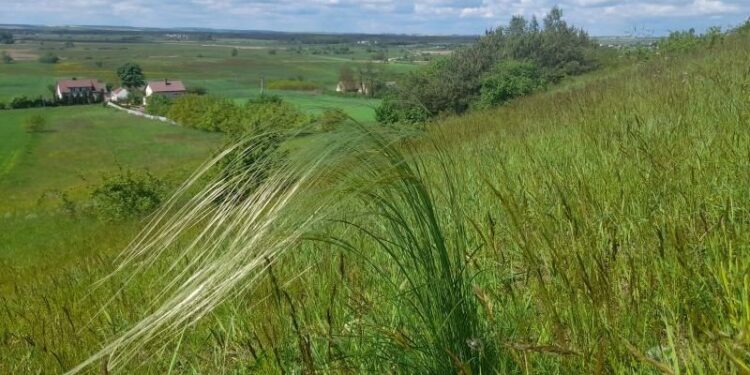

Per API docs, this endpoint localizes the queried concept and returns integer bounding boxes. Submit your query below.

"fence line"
[107,102,177,125]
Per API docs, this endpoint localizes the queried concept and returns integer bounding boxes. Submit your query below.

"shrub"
[23,114,47,133]
[215,132,287,202]
[247,94,282,105]
[375,97,430,125]
[478,60,545,107]
[168,95,243,133]
[244,99,311,133]
[38,52,60,64]
[127,92,144,106]
[319,108,349,131]
[10,96,56,109]
[91,169,167,221]
[145,94,172,116]
[231,48,239,57]
[1,51,12,64]
[167,94,311,134]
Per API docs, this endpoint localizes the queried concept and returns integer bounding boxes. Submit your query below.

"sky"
[0,0,748,36]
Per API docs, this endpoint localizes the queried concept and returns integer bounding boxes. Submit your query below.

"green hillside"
[1,27,749,375]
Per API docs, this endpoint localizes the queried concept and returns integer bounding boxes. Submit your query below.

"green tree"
[377,7,595,123]
[91,169,166,221]
[478,60,545,107]
[231,48,239,57]
[339,65,355,86]
[117,62,146,88]
[38,52,60,64]
[23,114,47,133]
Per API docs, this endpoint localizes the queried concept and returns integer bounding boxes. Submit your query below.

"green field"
[0,39,420,122]
[0,106,223,211]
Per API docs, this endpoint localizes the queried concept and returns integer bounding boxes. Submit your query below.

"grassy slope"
[1,35,749,373]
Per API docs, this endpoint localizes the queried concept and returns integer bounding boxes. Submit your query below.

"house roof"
[57,79,106,94]
[112,87,128,95]
[147,80,186,93]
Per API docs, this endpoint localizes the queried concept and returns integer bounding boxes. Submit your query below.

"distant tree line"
[0,31,13,44]
[377,7,598,125]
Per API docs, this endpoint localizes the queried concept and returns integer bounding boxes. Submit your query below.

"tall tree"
[339,65,355,85]
[117,63,146,88]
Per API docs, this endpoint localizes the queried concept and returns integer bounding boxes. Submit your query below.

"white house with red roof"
[56,79,107,101]
[144,79,186,104]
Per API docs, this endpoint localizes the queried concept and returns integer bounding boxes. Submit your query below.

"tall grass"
[2,30,750,374]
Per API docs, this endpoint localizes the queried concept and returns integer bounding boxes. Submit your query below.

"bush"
[167,94,311,134]
[10,96,56,109]
[91,169,167,221]
[478,60,546,108]
[215,132,287,202]
[145,94,172,116]
[243,99,311,133]
[375,97,430,125]
[660,27,724,53]
[168,95,243,133]
[38,52,60,64]
[319,108,349,131]
[23,114,47,133]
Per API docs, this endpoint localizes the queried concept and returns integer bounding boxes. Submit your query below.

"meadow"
[0,38,421,122]
[0,26,748,375]
[0,106,222,284]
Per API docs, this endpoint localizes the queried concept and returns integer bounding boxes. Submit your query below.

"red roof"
[147,80,186,93]
[57,79,106,94]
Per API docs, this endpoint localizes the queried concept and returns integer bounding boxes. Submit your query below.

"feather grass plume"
[68,129,364,373]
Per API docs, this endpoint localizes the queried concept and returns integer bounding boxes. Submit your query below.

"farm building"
[145,79,186,103]
[56,79,107,101]
[109,87,130,102]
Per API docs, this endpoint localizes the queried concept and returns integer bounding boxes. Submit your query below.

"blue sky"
[1,0,748,36]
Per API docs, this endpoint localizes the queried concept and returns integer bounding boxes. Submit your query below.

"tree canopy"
[377,7,597,124]
[117,62,146,88]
